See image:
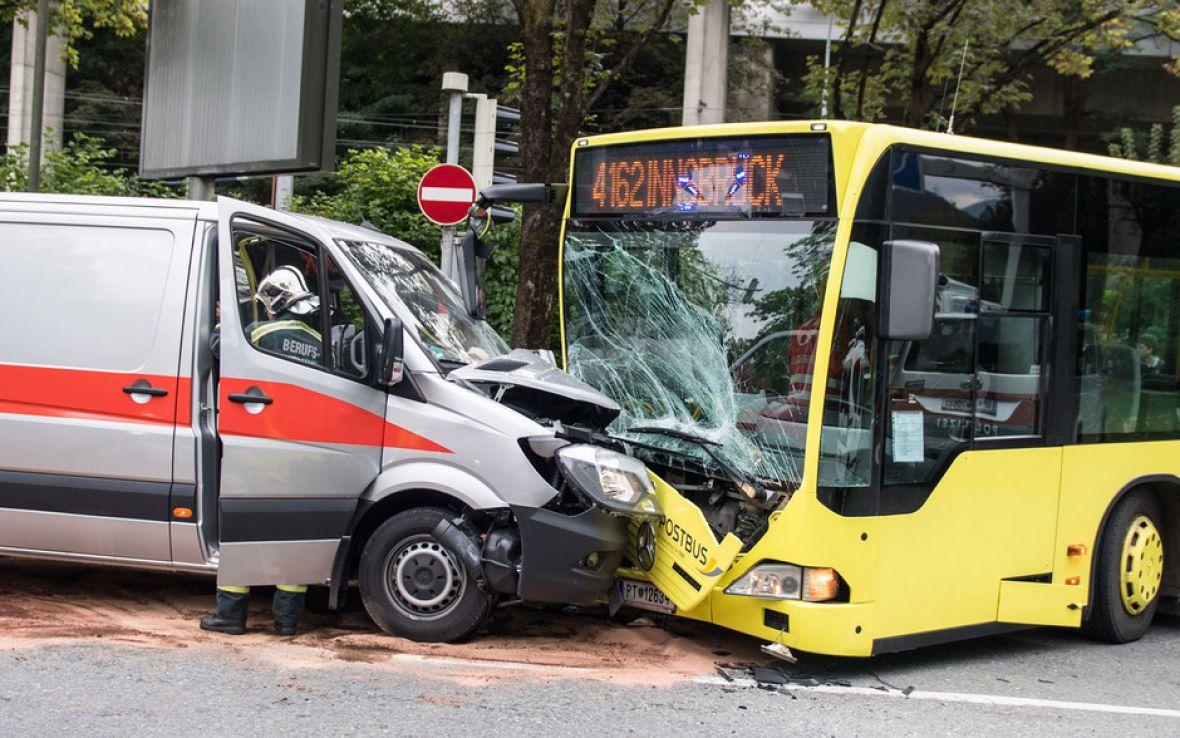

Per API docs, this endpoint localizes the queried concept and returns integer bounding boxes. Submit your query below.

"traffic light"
[471,95,520,190]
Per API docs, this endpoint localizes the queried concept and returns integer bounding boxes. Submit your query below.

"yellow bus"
[556,121,1179,656]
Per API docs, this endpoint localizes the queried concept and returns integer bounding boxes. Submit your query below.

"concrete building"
[6,6,67,152]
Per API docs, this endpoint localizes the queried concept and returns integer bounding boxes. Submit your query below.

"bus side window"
[1078,176,1180,441]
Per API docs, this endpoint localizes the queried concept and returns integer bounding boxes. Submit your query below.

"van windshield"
[337,240,507,366]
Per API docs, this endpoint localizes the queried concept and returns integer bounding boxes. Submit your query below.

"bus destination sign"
[572,135,831,218]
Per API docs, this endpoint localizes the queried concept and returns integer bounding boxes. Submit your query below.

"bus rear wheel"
[1083,489,1165,643]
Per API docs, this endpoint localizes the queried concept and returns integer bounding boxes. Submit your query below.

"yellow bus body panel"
[562,121,1180,656]
[629,474,744,611]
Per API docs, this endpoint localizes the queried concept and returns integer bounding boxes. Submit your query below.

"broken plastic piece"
[752,666,789,685]
[760,641,797,664]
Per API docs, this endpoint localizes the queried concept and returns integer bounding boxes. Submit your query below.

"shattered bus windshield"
[564,218,836,486]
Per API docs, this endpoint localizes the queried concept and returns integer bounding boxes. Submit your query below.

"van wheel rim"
[385,535,465,620]
[1119,515,1164,616]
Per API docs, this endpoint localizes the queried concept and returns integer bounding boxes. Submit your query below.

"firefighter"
[200,266,321,636]
[244,265,322,365]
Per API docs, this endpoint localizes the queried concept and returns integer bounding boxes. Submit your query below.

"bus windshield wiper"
[628,425,775,506]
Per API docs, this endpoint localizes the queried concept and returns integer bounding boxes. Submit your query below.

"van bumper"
[511,504,629,604]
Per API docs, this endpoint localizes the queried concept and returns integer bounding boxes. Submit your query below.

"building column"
[7,7,66,151]
[681,0,730,126]
[727,39,774,122]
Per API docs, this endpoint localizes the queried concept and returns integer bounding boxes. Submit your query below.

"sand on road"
[0,558,761,686]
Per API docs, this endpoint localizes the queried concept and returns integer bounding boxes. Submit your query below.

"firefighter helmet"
[256,266,318,317]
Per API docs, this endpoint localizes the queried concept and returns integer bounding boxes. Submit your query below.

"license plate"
[617,578,675,614]
[941,396,997,414]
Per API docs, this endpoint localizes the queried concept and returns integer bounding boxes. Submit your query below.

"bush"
[1107,106,1180,166]
[0,133,177,197]
[288,145,519,340]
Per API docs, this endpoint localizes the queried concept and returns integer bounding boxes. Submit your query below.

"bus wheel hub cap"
[1119,515,1164,615]
[393,539,462,612]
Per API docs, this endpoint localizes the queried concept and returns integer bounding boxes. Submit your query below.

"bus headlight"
[725,563,841,602]
[556,445,661,517]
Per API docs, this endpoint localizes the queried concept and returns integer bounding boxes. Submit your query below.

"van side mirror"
[378,316,405,386]
[880,240,940,341]
[456,229,487,319]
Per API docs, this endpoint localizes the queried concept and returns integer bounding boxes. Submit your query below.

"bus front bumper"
[710,591,876,657]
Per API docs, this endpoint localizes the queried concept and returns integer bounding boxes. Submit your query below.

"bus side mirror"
[478,183,566,205]
[880,240,940,341]
[378,316,405,386]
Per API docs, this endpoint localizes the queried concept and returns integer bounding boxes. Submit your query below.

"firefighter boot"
[200,587,250,635]
[272,586,307,636]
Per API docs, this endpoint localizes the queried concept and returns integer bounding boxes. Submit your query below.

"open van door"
[214,198,386,587]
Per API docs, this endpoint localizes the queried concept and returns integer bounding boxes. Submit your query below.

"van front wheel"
[359,507,495,642]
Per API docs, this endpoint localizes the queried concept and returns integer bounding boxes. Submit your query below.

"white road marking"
[421,186,475,203]
[366,652,1180,719]
[695,675,1180,719]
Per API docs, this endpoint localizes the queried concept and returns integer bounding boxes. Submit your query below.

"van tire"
[359,507,495,642]
[1082,489,1165,643]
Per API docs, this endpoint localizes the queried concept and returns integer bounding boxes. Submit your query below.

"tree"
[0,0,147,67]
[798,0,1174,129]
[287,145,521,339]
[506,0,690,348]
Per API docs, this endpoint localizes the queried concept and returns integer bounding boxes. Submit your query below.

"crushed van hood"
[450,349,621,429]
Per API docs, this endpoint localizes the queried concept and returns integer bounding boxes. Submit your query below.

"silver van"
[0,193,659,642]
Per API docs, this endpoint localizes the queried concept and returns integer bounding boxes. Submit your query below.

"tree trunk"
[508,0,671,348]
[509,0,558,348]
[904,29,934,126]
[1062,75,1086,150]
[829,0,864,120]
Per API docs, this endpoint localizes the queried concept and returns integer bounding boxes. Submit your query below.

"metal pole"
[470,94,494,191]
[273,175,295,211]
[186,176,215,201]
[445,90,463,165]
[439,72,468,281]
[26,0,49,192]
[821,15,833,118]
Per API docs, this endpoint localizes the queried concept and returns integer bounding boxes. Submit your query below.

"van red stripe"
[218,378,450,453]
[0,364,177,426]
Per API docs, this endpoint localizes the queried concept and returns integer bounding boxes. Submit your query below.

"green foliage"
[798,0,1164,128]
[1,0,148,68]
[288,146,443,257]
[1108,106,1180,165]
[0,132,176,196]
[287,145,520,340]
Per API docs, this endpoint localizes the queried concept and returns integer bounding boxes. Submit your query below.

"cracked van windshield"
[337,240,508,365]
[564,219,836,486]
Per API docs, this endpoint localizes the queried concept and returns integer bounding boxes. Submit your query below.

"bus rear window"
[572,134,834,219]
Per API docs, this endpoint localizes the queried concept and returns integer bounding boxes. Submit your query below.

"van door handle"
[122,383,168,397]
[228,391,273,405]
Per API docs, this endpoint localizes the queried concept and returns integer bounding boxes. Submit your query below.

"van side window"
[0,223,175,371]
[326,253,367,378]
[233,226,325,369]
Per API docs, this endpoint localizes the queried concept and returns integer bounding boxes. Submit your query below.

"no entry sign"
[417,164,477,226]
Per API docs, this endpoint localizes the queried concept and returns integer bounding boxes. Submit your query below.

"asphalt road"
[1,561,1178,735]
